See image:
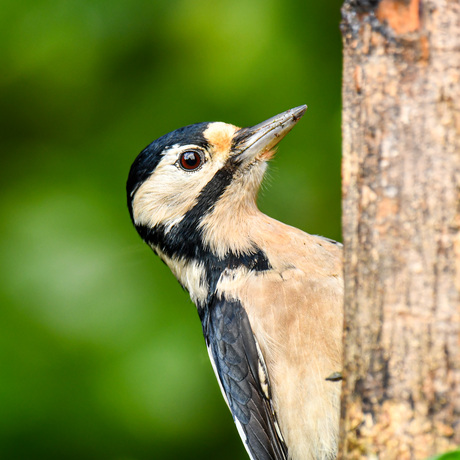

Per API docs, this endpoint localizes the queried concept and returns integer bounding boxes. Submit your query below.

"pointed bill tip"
[289,104,308,121]
[233,105,308,162]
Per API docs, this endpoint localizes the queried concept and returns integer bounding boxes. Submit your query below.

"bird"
[126,106,343,460]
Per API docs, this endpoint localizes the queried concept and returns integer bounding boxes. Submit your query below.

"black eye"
[179,151,203,171]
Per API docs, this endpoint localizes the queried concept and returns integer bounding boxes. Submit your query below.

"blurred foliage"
[428,451,460,460]
[0,0,343,458]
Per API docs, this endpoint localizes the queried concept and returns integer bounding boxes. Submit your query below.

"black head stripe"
[134,157,271,304]
[137,216,271,314]
[129,126,271,304]
[178,164,235,233]
[135,158,237,259]
[126,122,210,221]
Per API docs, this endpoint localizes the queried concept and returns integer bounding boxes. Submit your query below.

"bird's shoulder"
[248,214,342,279]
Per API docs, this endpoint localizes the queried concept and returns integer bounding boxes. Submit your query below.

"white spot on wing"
[274,419,285,445]
[254,337,270,399]
[254,336,286,445]
[258,361,270,400]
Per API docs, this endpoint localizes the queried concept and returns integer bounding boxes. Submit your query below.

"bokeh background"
[0,1,343,459]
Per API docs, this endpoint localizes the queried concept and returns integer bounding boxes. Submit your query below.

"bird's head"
[127,105,306,262]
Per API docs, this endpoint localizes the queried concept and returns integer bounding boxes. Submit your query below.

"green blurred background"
[0,0,342,458]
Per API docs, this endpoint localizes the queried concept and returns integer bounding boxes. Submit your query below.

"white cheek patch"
[131,146,224,230]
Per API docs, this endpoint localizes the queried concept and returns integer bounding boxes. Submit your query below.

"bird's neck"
[153,201,272,312]
[198,198,263,258]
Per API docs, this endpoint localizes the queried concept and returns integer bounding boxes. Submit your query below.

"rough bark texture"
[340,1,460,459]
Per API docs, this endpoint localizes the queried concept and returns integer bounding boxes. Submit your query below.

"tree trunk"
[339,1,460,459]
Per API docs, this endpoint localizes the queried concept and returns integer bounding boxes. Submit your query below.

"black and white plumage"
[126,106,343,460]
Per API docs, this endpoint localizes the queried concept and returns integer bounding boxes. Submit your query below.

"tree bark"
[340,1,460,459]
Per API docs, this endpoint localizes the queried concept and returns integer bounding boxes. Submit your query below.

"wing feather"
[203,295,288,460]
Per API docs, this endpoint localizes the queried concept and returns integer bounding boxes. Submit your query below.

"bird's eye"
[178,151,203,171]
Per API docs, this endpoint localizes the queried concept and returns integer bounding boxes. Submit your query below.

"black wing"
[202,295,288,460]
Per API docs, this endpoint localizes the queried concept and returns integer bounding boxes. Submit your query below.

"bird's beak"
[232,105,307,163]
